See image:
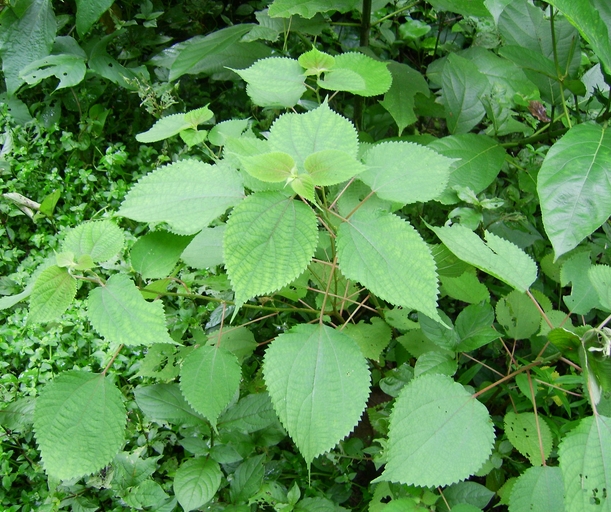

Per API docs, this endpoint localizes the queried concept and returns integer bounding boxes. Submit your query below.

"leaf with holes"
[504,411,552,466]
[34,371,125,480]
[223,192,318,305]
[263,324,370,464]
[336,210,441,322]
[119,159,244,235]
[180,345,241,428]
[87,274,174,346]
[378,373,494,487]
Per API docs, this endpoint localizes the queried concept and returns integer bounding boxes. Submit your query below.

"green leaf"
[337,211,440,322]
[0,397,35,431]
[380,62,430,135]
[547,328,581,363]
[442,481,495,510]
[131,231,193,279]
[112,451,161,489]
[342,318,392,361]
[420,311,459,351]
[134,383,204,424]
[509,466,565,512]
[538,124,611,258]
[75,0,113,36]
[589,265,611,311]
[34,371,126,480]
[268,0,359,18]
[87,274,175,346]
[561,252,600,315]
[546,0,611,76]
[504,411,553,466]
[496,290,541,340]
[240,151,296,182]
[174,457,222,512]
[263,324,370,464]
[427,0,489,17]
[0,0,56,96]
[441,53,489,134]
[318,52,392,97]
[359,141,453,205]
[455,303,499,352]
[28,265,77,323]
[180,345,241,428]
[430,224,538,292]
[218,393,278,433]
[181,226,225,270]
[119,159,244,235]
[304,149,367,186]
[414,351,457,378]
[62,220,125,263]
[87,33,145,89]
[428,134,506,205]
[207,326,258,362]
[440,271,490,305]
[379,373,494,487]
[224,192,318,304]
[38,189,61,217]
[230,454,265,503]
[136,106,213,143]
[20,54,86,90]
[232,57,306,108]
[559,415,611,511]
[208,119,250,147]
[298,46,335,75]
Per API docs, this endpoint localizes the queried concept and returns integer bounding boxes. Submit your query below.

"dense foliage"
[2,0,611,510]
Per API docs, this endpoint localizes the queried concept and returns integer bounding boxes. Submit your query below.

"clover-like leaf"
[263,324,370,464]
[34,371,126,480]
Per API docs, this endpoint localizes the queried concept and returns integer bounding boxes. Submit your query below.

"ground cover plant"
[1,0,611,510]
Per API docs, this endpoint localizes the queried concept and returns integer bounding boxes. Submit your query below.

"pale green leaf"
[0,0,56,96]
[509,466,565,512]
[380,62,430,135]
[559,415,611,511]
[62,220,125,262]
[455,303,498,352]
[240,151,296,182]
[218,393,277,433]
[136,344,183,381]
[290,172,314,202]
[232,57,306,108]
[75,0,113,36]
[28,265,77,323]
[134,384,204,424]
[136,114,190,143]
[268,102,359,164]
[180,345,241,428]
[20,54,86,90]
[428,134,506,205]
[561,251,600,315]
[298,46,335,75]
[0,397,35,431]
[538,123,611,258]
[318,52,392,97]
[440,271,490,304]
[427,0,489,17]
[208,119,250,147]
[504,411,552,466]
[337,211,440,321]
[34,371,126,480]
[268,0,359,18]
[131,231,193,279]
[174,457,222,512]
[206,326,258,362]
[359,141,453,205]
[181,226,225,270]
[230,454,265,503]
[118,159,244,235]
[342,318,392,361]
[430,224,537,292]
[87,274,175,346]
[123,479,172,509]
[379,373,494,487]
[414,351,457,378]
[224,192,318,304]
[112,452,161,491]
[263,324,370,464]
[589,265,611,311]
[304,149,367,186]
[496,290,540,340]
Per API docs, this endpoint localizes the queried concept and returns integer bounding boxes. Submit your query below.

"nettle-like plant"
[4,0,611,510]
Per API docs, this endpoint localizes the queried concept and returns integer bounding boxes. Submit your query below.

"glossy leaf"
[28,265,77,323]
[87,274,175,346]
[431,224,537,292]
[359,141,453,205]
[34,371,125,480]
[504,411,552,466]
[130,231,193,279]
[538,123,611,258]
[559,415,611,512]
[428,134,506,205]
[509,466,565,512]
[263,324,370,464]
[318,52,392,97]
[119,159,244,235]
[441,53,489,134]
[379,374,494,487]
[174,457,222,512]
[62,220,124,263]
[224,192,318,305]
[337,211,441,322]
